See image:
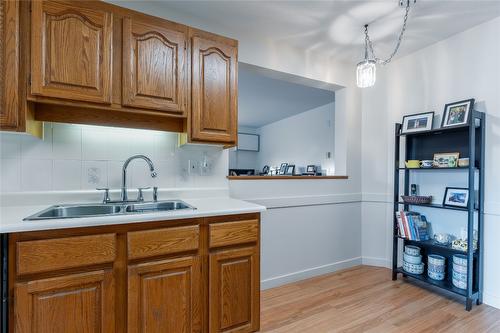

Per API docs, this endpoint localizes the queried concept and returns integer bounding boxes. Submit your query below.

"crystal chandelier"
[356,0,416,88]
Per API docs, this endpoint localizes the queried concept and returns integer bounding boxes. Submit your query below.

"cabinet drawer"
[17,234,116,275]
[209,220,259,248]
[128,225,199,260]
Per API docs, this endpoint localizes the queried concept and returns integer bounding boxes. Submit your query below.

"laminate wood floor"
[260,266,500,333]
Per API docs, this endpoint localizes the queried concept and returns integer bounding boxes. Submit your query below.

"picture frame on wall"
[441,99,474,128]
[285,165,295,175]
[279,163,288,175]
[401,112,434,134]
[443,187,469,208]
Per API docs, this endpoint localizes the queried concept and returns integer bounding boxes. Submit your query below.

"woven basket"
[401,195,432,204]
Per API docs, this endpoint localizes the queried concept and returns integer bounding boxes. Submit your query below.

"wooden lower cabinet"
[128,256,202,333]
[209,247,260,333]
[14,270,115,333]
[9,213,260,333]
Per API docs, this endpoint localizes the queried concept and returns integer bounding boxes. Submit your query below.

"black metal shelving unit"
[392,111,485,311]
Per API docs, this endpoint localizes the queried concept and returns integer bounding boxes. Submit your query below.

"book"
[395,211,430,241]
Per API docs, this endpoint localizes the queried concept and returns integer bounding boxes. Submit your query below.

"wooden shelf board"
[395,268,478,298]
[227,175,348,180]
[396,202,477,212]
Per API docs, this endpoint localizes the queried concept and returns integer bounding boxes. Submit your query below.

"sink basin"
[125,200,194,213]
[23,200,195,221]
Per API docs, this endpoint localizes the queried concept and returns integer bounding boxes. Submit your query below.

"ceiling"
[238,64,335,128]
[148,0,500,63]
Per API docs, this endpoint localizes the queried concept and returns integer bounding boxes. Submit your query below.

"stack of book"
[396,211,430,241]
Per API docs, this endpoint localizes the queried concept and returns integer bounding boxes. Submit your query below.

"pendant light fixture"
[356,0,416,88]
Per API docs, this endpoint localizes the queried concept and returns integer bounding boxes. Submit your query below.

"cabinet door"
[128,256,202,333]
[30,1,113,104]
[14,270,115,333]
[0,0,20,129]
[209,247,259,333]
[191,33,237,144]
[123,18,187,114]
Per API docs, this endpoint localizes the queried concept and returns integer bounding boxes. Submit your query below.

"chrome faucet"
[121,155,157,202]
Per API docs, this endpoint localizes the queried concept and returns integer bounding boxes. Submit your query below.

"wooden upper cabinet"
[128,256,202,333]
[190,30,238,144]
[122,17,187,114]
[30,1,113,104]
[0,0,20,129]
[209,247,259,333]
[14,270,115,333]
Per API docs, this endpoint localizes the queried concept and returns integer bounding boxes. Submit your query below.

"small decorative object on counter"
[278,163,288,175]
[285,164,295,175]
[401,112,434,134]
[427,254,446,281]
[441,99,474,128]
[434,233,452,245]
[443,187,469,208]
[405,160,420,168]
[433,152,460,168]
[303,165,317,176]
[401,195,432,205]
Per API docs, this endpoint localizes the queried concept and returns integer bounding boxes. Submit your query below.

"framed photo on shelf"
[401,112,434,134]
[441,99,474,128]
[443,187,469,208]
[285,165,295,175]
[433,152,460,168]
[279,163,288,175]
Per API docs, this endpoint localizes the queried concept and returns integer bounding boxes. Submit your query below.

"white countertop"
[0,194,266,233]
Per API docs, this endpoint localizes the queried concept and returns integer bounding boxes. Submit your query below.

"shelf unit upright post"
[392,111,485,311]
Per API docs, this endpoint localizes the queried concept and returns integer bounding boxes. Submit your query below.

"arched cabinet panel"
[30,1,113,104]
[122,18,187,114]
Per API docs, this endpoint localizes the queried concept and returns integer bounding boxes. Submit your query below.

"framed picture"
[441,99,474,128]
[401,112,434,134]
[285,165,295,175]
[433,152,460,168]
[443,187,469,208]
[279,163,288,175]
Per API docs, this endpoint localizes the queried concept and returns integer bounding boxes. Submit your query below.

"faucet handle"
[136,187,150,202]
[96,188,110,204]
[153,186,158,202]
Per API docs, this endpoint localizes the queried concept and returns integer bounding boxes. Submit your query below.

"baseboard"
[260,257,362,290]
[362,256,391,268]
[484,292,500,310]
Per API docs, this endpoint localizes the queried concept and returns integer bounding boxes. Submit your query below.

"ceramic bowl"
[404,245,421,256]
[403,261,424,275]
[453,276,467,290]
[428,254,446,266]
[453,254,468,266]
[428,263,445,273]
[452,270,468,282]
[403,253,422,265]
[428,270,445,281]
[453,262,468,274]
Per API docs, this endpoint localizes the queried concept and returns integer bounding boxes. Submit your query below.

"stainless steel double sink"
[24,200,196,221]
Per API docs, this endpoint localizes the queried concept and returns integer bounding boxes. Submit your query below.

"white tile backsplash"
[0,158,21,192]
[52,123,82,160]
[0,123,228,193]
[21,159,53,191]
[53,160,82,190]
